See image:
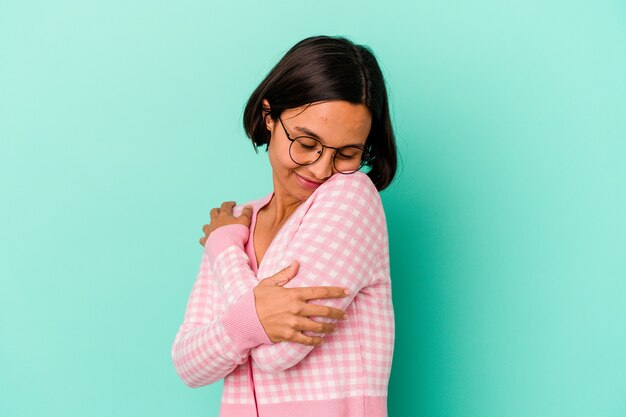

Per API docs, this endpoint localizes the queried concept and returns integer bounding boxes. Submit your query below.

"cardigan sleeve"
[170,227,272,388]
[202,172,386,374]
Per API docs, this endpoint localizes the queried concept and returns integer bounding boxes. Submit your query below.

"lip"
[295,173,323,189]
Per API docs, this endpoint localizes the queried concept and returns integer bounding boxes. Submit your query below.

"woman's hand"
[199,201,253,246]
[254,260,349,346]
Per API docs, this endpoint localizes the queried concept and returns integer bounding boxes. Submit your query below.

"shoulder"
[312,171,382,210]
[306,171,385,225]
[231,192,272,218]
[297,172,385,253]
[315,171,378,198]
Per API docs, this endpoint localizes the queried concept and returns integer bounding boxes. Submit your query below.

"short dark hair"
[242,35,398,191]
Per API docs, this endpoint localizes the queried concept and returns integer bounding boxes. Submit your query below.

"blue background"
[1,1,625,416]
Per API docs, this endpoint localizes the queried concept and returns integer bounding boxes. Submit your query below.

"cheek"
[269,142,298,172]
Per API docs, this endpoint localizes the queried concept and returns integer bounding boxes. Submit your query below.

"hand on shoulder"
[199,201,253,246]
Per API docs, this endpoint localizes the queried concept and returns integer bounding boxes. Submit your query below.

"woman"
[171,35,398,417]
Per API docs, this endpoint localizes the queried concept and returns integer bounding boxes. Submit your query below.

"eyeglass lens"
[290,137,364,173]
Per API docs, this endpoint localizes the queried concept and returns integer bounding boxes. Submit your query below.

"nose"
[308,148,336,179]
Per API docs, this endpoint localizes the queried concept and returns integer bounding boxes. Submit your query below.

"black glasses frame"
[277,116,367,175]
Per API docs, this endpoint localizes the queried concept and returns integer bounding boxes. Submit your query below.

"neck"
[265,173,305,228]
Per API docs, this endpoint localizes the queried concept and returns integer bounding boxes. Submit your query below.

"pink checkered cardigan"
[171,171,395,417]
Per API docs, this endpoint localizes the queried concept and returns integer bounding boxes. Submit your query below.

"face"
[262,99,372,203]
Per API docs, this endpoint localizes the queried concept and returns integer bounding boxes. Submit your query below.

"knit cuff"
[222,288,273,352]
[204,224,249,261]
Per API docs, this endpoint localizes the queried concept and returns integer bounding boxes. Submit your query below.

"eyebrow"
[294,125,365,149]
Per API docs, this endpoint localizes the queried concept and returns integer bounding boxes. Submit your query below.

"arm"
[250,172,385,372]
[170,231,271,387]
[203,172,386,374]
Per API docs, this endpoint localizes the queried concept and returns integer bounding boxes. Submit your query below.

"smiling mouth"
[296,173,323,184]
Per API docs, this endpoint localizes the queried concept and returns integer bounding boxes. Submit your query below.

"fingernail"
[344,289,350,295]
[342,314,348,320]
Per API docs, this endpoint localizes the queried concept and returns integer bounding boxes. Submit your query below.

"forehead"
[282,101,371,147]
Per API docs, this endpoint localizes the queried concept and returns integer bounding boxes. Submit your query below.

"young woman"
[171,35,398,417]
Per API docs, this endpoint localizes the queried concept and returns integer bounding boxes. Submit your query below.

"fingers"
[220,201,236,213]
[203,201,250,247]
[239,204,253,222]
[299,303,348,321]
[279,318,337,346]
[274,326,324,346]
[293,316,337,334]
[210,201,235,219]
[211,201,253,221]
[277,260,298,282]
[286,332,324,347]
[295,286,350,301]
[261,261,299,286]
[295,317,337,334]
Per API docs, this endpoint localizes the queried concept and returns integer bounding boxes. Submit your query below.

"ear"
[262,98,273,131]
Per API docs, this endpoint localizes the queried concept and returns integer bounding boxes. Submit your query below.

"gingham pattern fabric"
[170,249,260,391]
[171,171,395,416]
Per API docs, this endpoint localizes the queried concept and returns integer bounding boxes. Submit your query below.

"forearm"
[171,318,242,387]
[205,224,262,307]
[171,242,270,388]
[171,289,269,387]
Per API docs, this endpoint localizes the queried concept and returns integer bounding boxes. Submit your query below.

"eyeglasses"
[278,116,367,174]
